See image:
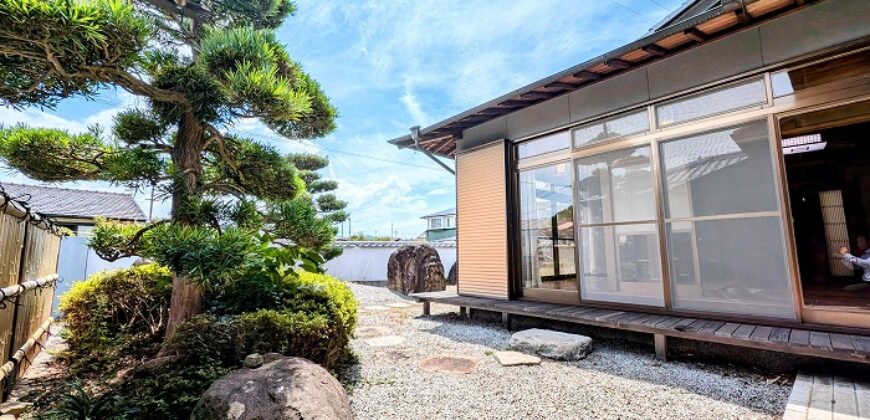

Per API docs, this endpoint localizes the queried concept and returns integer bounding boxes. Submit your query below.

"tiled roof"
[422,207,456,218]
[0,183,146,221]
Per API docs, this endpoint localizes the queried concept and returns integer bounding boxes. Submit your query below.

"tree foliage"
[0,0,347,336]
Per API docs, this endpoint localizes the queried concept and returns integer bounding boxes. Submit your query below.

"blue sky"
[0,0,683,238]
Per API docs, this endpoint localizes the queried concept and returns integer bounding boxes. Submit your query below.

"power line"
[644,0,673,13]
[605,0,659,24]
[233,129,448,173]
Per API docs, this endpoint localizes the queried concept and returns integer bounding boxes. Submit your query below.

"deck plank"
[807,374,833,420]
[832,376,859,420]
[733,324,756,339]
[750,326,773,342]
[714,322,741,338]
[830,333,855,353]
[809,332,833,351]
[789,329,811,347]
[769,328,791,344]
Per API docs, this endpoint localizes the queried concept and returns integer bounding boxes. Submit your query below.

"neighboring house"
[324,241,456,282]
[1,183,146,312]
[390,0,870,364]
[422,208,456,241]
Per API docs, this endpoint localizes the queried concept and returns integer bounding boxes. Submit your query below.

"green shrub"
[58,263,171,373]
[236,309,341,367]
[106,316,239,419]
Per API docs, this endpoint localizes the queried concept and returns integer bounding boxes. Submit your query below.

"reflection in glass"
[660,121,794,318]
[580,224,664,306]
[519,163,576,291]
[660,120,779,219]
[667,218,793,317]
[576,145,664,306]
[573,110,649,148]
[656,78,766,127]
[771,52,870,98]
[576,146,656,225]
[518,131,570,159]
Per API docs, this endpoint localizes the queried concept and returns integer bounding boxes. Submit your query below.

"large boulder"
[387,244,446,294]
[446,262,457,286]
[510,329,593,361]
[192,357,352,420]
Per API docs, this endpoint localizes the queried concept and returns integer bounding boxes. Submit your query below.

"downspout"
[410,126,456,175]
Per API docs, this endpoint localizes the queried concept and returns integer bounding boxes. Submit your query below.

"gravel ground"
[342,282,791,420]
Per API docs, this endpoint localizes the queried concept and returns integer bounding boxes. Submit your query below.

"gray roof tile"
[0,183,146,221]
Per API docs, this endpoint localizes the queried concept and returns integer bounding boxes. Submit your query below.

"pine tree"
[0,0,340,338]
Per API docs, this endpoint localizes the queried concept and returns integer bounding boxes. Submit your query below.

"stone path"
[346,282,792,420]
[783,371,870,420]
[3,324,66,419]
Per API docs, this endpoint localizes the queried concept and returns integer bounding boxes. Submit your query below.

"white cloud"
[427,188,447,196]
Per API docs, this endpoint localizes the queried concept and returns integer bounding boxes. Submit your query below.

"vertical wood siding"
[456,141,510,299]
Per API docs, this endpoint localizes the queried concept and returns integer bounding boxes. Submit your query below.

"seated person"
[839,244,870,282]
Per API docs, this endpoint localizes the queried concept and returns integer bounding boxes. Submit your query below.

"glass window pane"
[772,52,870,98]
[576,146,655,225]
[667,218,794,318]
[573,110,649,148]
[656,78,766,127]
[580,223,664,306]
[518,131,570,159]
[519,163,576,290]
[660,121,779,219]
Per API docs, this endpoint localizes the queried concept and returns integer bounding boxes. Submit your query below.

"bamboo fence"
[0,190,62,400]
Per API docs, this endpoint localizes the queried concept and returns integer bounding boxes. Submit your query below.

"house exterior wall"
[450,0,870,325]
[426,228,457,241]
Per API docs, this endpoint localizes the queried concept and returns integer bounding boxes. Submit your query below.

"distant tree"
[0,0,340,339]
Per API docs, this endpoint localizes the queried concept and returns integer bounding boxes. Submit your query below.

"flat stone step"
[493,351,541,366]
[419,355,478,374]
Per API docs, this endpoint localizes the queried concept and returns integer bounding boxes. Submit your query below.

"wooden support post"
[502,312,512,330]
[459,306,467,317]
[422,301,430,316]
[654,334,667,361]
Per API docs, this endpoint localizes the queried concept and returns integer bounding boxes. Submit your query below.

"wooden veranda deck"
[411,291,870,364]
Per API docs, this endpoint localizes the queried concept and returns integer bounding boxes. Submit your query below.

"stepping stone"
[375,348,414,361]
[356,326,392,338]
[510,328,593,361]
[493,351,541,366]
[386,302,413,308]
[364,335,406,347]
[363,305,390,311]
[419,355,478,374]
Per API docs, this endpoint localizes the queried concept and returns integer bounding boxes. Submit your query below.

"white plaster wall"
[324,245,457,282]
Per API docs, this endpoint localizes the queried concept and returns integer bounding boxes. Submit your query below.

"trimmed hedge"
[58,263,171,372]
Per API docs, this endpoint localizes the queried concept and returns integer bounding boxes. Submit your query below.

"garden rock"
[418,355,478,374]
[263,352,283,364]
[192,357,352,420]
[243,353,264,369]
[447,262,457,285]
[510,329,593,360]
[387,244,445,294]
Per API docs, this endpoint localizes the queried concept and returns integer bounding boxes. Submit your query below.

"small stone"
[0,414,15,420]
[493,351,541,366]
[510,329,593,361]
[242,354,263,369]
[0,401,30,416]
[364,335,406,347]
[356,326,392,338]
[262,352,283,364]
[419,355,478,374]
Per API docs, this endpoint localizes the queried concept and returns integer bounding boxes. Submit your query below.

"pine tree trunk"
[164,112,206,341]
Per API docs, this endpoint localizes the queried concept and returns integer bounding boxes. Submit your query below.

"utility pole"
[390,221,394,239]
[348,216,352,238]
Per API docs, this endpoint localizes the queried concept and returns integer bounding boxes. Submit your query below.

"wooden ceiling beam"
[572,70,601,81]
[521,91,554,100]
[642,44,669,57]
[684,27,708,43]
[546,82,580,90]
[604,58,633,69]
